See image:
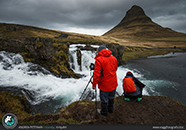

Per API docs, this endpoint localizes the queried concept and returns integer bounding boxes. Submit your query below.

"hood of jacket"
[94,49,112,59]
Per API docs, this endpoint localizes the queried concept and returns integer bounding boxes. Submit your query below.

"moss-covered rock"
[105,43,125,65]
[76,49,82,71]
[0,92,31,124]
[0,37,79,78]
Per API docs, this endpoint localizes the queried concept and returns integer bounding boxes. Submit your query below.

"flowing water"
[0,44,185,114]
[125,52,186,105]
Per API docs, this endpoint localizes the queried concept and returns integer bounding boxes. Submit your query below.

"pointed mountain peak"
[103,5,186,38]
[120,5,152,26]
[127,5,145,16]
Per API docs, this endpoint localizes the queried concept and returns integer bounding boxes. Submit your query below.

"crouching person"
[92,45,118,116]
[123,71,145,101]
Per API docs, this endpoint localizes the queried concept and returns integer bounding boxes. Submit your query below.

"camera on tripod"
[89,63,95,70]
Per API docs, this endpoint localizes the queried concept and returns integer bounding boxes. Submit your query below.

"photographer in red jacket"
[92,45,118,116]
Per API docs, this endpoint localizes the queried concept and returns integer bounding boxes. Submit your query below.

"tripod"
[77,75,93,103]
[75,74,94,106]
[75,62,98,118]
[75,73,98,118]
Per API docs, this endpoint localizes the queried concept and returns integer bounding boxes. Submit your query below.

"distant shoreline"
[123,46,186,63]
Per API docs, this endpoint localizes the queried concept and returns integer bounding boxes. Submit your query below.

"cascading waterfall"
[68,44,99,73]
[0,44,149,114]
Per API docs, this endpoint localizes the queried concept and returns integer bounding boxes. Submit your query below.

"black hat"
[97,45,106,54]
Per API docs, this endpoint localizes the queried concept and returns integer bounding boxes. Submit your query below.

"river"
[125,52,186,105]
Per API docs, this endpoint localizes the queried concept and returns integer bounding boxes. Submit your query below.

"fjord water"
[0,44,185,114]
[125,52,186,105]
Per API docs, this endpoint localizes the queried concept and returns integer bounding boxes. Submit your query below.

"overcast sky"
[0,0,186,36]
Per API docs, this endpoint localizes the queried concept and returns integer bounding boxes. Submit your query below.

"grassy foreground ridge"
[0,92,186,125]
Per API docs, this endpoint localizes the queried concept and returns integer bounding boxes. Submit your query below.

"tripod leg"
[95,88,98,118]
[75,75,93,107]
[79,75,93,100]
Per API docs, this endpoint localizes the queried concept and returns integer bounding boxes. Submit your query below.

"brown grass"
[1,23,186,63]
[19,96,186,125]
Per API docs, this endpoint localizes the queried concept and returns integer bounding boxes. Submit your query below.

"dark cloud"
[0,0,186,35]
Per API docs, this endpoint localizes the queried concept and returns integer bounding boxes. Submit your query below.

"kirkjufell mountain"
[103,5,186,39]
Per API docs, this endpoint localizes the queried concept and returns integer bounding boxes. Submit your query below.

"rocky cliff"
[0,37,79,78]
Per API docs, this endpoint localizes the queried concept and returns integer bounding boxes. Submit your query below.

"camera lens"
[90,63,94,70]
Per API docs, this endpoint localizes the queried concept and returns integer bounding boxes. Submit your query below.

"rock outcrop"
[78,44,97,51]
[76,49,82,71]
[5,24,22,31]
[24,37,56,60]
[105,43,125,65]
[75,43,125,66]
[0,37,79,78]
[0,37,55,60]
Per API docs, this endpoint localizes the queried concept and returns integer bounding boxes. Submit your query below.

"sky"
[0,0,186,36]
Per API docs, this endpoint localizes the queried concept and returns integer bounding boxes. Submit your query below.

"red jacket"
[92,49,118,91]
[123,76,136,93]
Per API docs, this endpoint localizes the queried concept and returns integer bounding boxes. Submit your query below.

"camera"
[89,63,94,70]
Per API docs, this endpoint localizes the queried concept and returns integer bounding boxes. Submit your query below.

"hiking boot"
[97,109,107,116]
[108,109,113,113]
[100,103,108,116]
[124,98,130,101]
[97,109,101,114]
[137,97,142,101]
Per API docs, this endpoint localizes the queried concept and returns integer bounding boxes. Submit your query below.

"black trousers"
[100,89,116,116]
[124,86,143,98]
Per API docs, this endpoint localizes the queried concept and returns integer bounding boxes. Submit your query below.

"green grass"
[151,37,186,42]
[122,47,183,62]
[0,92,31,123]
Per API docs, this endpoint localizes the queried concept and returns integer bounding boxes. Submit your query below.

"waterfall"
[68,44,98,73]
[0,44,146,114]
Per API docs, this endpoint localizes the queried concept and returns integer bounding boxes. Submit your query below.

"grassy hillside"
[0,23,105,44]
[1,22,186,64]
